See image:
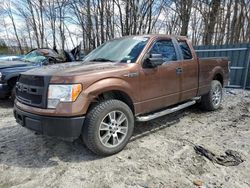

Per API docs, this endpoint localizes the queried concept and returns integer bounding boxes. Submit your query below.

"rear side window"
[178,41,192,59]
[150,40,177,61]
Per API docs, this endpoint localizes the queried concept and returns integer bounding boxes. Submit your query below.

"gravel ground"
[0,89,249,188]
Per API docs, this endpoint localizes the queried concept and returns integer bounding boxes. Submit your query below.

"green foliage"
[0,39,9,55]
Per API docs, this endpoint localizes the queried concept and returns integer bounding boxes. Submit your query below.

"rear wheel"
[200,80,222,111]
[82,99,134,156]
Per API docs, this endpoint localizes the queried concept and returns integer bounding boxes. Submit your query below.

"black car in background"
[0,47,81,100]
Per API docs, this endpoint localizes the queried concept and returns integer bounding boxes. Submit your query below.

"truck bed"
[198,57,229,96]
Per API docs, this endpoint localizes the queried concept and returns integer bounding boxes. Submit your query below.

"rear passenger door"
[177,40,199,101]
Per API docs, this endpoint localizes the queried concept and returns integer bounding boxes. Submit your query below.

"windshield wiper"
[89,58,114,62]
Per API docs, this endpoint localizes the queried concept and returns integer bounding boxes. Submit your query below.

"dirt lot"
[0,89,249,188]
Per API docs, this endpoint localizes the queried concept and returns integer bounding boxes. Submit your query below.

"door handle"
[176,67,183,74]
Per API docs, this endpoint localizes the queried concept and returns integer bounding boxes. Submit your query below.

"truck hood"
[0,60,34,70]
[23,61,130,77]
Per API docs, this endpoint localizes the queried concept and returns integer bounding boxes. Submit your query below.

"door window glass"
[178,41,193,59]
[150,40,177,61]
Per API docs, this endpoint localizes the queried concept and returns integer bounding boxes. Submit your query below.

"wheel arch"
[7,75,19,88]
[96,90,135,114]
[213,73,224,86]
[83,78,136,115]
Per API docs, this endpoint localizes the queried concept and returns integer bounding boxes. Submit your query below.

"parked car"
[14,35,229,155]
[0,47,81,100]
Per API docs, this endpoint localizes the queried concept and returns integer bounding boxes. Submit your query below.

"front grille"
[16,75,50,108]
[16,88,43,104]
[18,75,44,87]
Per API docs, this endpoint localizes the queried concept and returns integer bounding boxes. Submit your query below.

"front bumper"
[14,105,85,141]
[0,83,10,98]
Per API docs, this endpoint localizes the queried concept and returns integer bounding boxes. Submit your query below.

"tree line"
[0,0,249,54]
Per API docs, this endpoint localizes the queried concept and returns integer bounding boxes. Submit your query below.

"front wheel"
[11,84,16,101]
[200,80,223,111]
[82,99,134,156]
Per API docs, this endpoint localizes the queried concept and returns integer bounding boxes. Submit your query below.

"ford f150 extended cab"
[14,35,229,155]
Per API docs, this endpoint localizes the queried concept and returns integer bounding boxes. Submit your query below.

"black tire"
[11,84,16,102]
[82,99,134,156]
[200,80,222,111]
[0,95,10,100]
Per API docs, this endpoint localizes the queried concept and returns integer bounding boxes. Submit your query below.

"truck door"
[177,40,199,101]
[138,38,182,114]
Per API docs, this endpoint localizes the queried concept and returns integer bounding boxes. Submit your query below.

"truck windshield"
[83,37,149,63]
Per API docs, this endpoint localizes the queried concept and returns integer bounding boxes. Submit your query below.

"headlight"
[47,84,82,108]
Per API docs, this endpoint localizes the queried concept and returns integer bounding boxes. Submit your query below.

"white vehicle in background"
[0,55,23,61]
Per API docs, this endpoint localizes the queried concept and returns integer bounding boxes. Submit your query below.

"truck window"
[178,41,192,59]
[150,40,177,61]
[84,37,149,63]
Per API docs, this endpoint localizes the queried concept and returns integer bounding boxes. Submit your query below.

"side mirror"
[143,53,164,68]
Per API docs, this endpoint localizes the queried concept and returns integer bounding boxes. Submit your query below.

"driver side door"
[138,39,182,114]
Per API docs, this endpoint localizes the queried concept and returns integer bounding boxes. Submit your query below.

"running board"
[136,100,197,122]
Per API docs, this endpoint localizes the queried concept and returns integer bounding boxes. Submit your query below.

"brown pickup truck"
[14,35,229,155]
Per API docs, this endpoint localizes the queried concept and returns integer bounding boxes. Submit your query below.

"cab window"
[150,40,177,61]
[178,41,193,59]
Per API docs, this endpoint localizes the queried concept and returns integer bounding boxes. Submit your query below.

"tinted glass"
[178,41,192,59]
[150,40,177,61]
